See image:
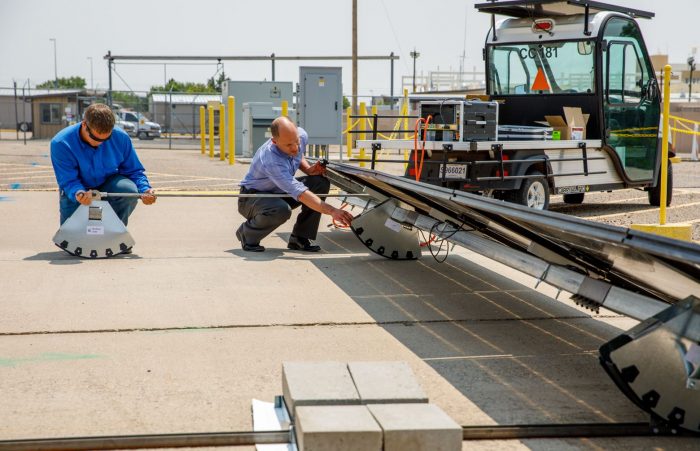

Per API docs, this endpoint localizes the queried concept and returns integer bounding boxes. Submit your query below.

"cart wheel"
[563,193,585,204]
[507,170,549,210]
[648,160,673,207]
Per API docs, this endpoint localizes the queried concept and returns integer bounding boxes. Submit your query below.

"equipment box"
[462,100,498,141]
[419,100,498,142]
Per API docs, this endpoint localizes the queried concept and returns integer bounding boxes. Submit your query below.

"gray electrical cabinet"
[221,80,294,155]
[297,67,342,145]
[241,102,297,157]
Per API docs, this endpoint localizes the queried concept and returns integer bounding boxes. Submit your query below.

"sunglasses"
[85,123,112,143]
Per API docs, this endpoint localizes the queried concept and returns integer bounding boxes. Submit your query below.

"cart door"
[602,17,660,181]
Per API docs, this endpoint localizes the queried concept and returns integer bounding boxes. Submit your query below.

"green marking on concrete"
[0,352,103,367]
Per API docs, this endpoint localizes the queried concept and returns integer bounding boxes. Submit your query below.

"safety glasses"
[85,123,112,142]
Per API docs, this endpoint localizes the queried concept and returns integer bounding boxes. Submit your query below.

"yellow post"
[228,96,235,165]
[208,107,215,159]
[346,106,352,158]
[402,89,410,167]
[281,100,288,117]
[359,102,367,168]
[219,103,225,161]
[659,64,671,225]
[199,105,206,154]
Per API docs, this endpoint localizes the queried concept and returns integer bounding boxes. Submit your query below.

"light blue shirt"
[240,128,309,200]
[51,123,151,200]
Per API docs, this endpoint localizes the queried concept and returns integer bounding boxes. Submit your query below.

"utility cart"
[358,0,671,210]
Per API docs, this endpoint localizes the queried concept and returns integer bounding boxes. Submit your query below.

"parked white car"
[115,110,161,140]
[115,118,136,137]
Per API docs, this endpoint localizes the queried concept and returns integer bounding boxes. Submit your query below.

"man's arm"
[298,190,353,227]
[117,134,156,205]
[50,140,86,202]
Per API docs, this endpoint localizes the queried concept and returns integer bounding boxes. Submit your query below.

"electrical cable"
[413,115,432,181]
[419,220,469,263]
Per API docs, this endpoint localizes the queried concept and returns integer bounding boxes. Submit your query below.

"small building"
[0,88,34,133]
[30,89,84,139]
[150,93,221,136]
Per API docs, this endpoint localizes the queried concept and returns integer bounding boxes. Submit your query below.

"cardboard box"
[540,107,589,141]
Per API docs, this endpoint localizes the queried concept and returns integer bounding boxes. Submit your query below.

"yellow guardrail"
[343,89,417,169]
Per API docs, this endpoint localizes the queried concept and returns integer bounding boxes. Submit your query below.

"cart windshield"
[488,41,596,95]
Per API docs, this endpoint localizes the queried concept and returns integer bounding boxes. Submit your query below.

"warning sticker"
[531,68,550,92]
[318,77,325,87]
[87,226,105,235]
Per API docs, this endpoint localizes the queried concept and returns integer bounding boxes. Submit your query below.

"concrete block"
[367,403,462,451]
[348,361,428,404]
[295,405,383,451]
[282,361,360,419]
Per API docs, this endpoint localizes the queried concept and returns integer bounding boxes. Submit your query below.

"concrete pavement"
[1,144,698,449]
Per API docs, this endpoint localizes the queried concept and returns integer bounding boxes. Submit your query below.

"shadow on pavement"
[309,230,643,426]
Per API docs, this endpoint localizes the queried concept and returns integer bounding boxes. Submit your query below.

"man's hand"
[75,191,92,206]
[330,206,353,227]
[306,161,327,176]
[141,188,156,205]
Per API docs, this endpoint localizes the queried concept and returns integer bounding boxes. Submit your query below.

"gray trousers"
[237,175,330,245]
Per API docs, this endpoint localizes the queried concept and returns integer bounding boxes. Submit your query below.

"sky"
[0,0,697,99]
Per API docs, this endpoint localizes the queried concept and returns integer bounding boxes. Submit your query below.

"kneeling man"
[236,116,353,252]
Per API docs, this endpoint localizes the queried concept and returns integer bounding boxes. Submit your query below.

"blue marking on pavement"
[10,183,21,189]
[0,196,11,202]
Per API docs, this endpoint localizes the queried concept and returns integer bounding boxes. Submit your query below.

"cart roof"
[475,0,653,19]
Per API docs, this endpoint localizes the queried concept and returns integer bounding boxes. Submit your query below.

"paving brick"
[295,405,383,451]
[348,361,429,404]
[282,361,360,419]
[367,403,462,451]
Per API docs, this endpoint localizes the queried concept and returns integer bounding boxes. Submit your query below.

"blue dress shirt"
[240,128,309,200]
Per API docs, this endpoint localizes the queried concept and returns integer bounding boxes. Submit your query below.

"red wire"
[413,115,432,181]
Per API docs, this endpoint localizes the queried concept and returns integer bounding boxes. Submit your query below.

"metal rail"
[0,430,290,451]
[97,192,371,199]
[0,421,680,450]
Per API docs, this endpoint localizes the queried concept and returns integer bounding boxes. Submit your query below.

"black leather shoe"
[287,235,321,252]
[236,228,265,252]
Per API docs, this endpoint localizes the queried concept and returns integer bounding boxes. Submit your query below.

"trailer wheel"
[648,160,673,207]
[507,170,549,210]
[563,193,585,204]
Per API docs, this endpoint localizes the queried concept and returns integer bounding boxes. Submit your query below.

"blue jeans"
[59,175,139,225]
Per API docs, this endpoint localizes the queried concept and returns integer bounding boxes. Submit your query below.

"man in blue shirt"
[50,104,156,232]
[237,116,353,252]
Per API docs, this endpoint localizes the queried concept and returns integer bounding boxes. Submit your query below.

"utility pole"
[410,49,420,92]
[688,56,696,102]
[49,38,58,88]
[87,57,94,92]
[352,0,358,114]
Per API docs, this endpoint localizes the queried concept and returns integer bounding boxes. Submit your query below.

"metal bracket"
[350,199,421,260]
[584,4,592,36]
[600,296,700,434]
[52,200,134,258]
[578,142,589,176]
[371,143,381,170]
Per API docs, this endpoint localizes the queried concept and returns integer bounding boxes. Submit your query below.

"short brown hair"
[84,104,115,134]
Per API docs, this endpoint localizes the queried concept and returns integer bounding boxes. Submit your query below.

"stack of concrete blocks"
[282,361,461,451]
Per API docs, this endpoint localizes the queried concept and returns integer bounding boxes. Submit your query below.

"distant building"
[149,93,221,135]
[0,88,102,139]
